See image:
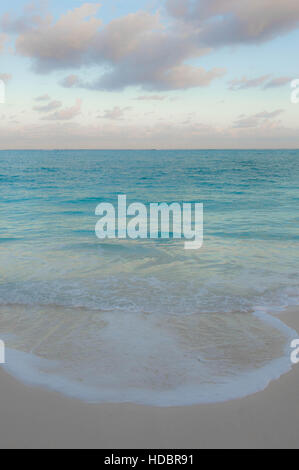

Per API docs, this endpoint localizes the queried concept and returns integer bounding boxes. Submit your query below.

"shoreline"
[0,307,298,449]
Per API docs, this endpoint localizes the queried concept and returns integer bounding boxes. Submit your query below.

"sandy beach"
[0,307,298,449]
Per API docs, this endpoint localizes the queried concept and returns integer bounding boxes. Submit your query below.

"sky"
[0,0,299,149]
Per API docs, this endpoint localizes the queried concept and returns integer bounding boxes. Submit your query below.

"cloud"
[0,73,12,83]
[0,33,7,51]
[229,75,293,91]
[0,117,298,150]
[33,100,62,112]
[166,0,299,46]
[60,74,80,88]
[228,75,270,90]
[35,93,50,101]
[135,95,167,101]
[158,64,225,90]
[14,4,102,71]
[233,109,284,128]
[233,117,260,129]
[254,109,284,119]
[85,54,224,92]
[23,1,48,15]
[99,106,131,120]
[42,98,82,120]
[95,10,162,62]
[264,77,292,88]
[3,4,223,91]
[0,3,49,34]
[3,1,299,92]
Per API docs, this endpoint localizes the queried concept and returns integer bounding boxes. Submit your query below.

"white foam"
[1,307,298,407]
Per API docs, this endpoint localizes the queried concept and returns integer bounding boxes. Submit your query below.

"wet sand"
[0,308,298,449]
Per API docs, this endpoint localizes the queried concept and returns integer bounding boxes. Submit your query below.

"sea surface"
[0,149,298,405]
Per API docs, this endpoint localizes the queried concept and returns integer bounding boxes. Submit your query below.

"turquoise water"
[0,149,298,405]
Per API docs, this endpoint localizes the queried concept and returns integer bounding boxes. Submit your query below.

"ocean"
[0,149,298,405]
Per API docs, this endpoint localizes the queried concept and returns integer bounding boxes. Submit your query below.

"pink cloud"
[42,99,82,120]
[33,100,62,112]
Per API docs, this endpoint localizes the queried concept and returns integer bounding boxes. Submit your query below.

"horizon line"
[0,148,299,152]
